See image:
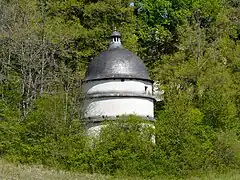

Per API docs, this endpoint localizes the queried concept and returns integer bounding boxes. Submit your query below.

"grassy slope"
[0,159,111,180]
[1,159,240,180]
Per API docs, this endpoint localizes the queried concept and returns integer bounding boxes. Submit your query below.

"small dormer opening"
[113,37,120,43]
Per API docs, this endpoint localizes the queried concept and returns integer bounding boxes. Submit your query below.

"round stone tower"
[82,30,155,136]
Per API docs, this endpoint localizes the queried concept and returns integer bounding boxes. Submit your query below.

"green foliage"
[156,92,239,176]
[0,94,87,170]
[1,113,240,177]
[88,116,156,176]
[136,0,225,65]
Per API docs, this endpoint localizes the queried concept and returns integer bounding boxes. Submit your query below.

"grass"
[1,159,240,180]
[0,159,111,180]
[186,170,240,180]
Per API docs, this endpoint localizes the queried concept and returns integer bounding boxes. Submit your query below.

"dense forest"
[0,0,240,178]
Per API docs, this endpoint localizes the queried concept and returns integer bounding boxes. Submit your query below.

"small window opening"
[121,79,124,82]
[145,86,148,94]
[102,115,105,119]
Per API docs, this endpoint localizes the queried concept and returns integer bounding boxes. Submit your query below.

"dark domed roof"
[84,30,151,82]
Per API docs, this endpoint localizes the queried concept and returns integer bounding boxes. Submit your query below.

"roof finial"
[108,28,122,50]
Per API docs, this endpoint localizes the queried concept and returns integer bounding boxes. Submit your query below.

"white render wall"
[83,79,153,96]
[83,79,154,119]
[84,97,154,118]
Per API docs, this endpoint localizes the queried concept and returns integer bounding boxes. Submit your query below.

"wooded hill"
[0,0,240,178]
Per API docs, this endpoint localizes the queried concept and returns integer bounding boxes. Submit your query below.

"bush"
[1,93,239,178]
[153,90,239,176]
[1,94,88,171]
[88,116,156,177]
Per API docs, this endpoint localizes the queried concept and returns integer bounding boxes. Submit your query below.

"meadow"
[1,159,240,180]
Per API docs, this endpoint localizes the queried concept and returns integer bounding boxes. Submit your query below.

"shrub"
[1,93,239,178]
[88,116,157,177]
